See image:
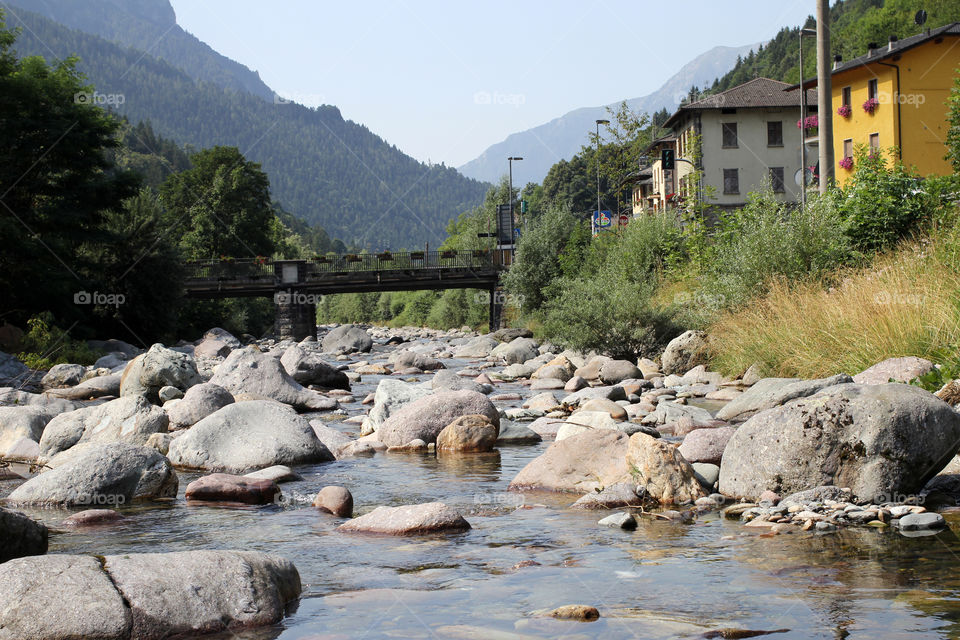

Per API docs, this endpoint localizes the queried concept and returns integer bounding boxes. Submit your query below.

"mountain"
[458,43,761,187]
[3,2,490,249]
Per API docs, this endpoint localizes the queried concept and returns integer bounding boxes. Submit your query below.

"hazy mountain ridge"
[459,43,762,186]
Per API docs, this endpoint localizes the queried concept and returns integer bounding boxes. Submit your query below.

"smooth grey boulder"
[0,405,59,458]
[120,343,201,402]
[193,337,233,359]
[209,347,338,412]
[490,337,539,365]
[94,352,129,370]
[360,378,432,435]
[310,420,354,458]
[719,383,960,503]
[280,343,350,389]
[338,502,470,535]
[678,427,737,465]
[496,422,542,444]
[562,385,628,406]
[853,356,935,385]
[431,368,485,393]
[166,382,235,430]
[571,481,644,510]
[376,390,500,447]
[46,373,121,400]
[660,330,709,375]
[509,430,631,493]
[389,349,445,371]
[202,327,242,348]
[897,512,946,531]
[492,328,533,342]
[7,442,178,506]
[453,335,499,358]
[0,555,130,639]
[38,395,168,457]
[167,400,333,472]
[322,324,373,354]
[0,507,48,562]
[0,351,30,387]
[599,360,643,385]
[714,374,853,422]
[495,362,537,380]
[0,387,78,412]
[40,363,86,389]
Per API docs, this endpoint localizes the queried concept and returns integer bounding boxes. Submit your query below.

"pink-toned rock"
[313,485,353,517]
[579,397,628,421]
[436,415,497,452]
[362,393,375,404]
[490,393,522,402]
[337,502,470,535]
[62,509,125,527]
[508,430,631,493]
[526,417,567,439]
[377,390,499,447]
[626,433,706,504]
[475,373,493,385]
[193,338,232,359]
[185,473,280,505]
[677,427,736,465]
[759,490,781,505]
[853,357,935,385]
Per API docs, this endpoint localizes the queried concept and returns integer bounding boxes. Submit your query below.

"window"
[723,168,739,194]
[767,121,783,147]
[843,138,853,160]
[869,133,879,154]
[842,86,852,107]
[722,122,738,148]
[868,79,878,101]
[770,167,785,193]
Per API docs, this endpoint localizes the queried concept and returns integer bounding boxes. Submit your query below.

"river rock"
[280,343,350,389]
[562,385,628,406]
[548,605,600,621]
[719,383,960,502]
[338,502,470,535]
[597,511,637,529]
[531,355,576,381]
[7,442,177,506]
[692,462,720,489]
[600,360,643,385]
[492,328,533,342]
[167,400,333,472]
[853,357,935,385]
[660,330,709,375]
[524,391,561,412]
[564,376,589,392]
[45,373,121,401]
[389,349,445,371]
[209,347,337,412]
[579,397,628,420]
[678,427,736,465]
[361,378,432,435]
[244,465,302,483]
[509,430,630,493]
[40,363,86,389]
[185,473,280,504]
[432,368,484,393]
[495,422,542,444]
[193,337,233,359]
[0,405,59,458]
[626,432,706,504]
[453,335,499,358]
[436,414,498,452]
[526,417,566,439]
[897,511,946,531]
[377,390,499,447]
[0,507,48,562]
[715,374,853,422]
[490,337,539,365]
[38,395,168,458]
[166,382,235,429]
[119,343,201,403]
[496,362,537,380]
[202,327,242,348]
[322,324,373,354]
[313,485,353,517]
[62,509,125,526]
[571,481,644,510]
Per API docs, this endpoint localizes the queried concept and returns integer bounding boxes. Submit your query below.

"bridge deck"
[184,250,502,299]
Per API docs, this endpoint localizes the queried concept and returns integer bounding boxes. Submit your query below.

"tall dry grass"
[709,239,960,378]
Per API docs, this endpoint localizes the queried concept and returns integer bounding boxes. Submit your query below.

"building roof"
[664,78,816,128]
[791,22,960,89]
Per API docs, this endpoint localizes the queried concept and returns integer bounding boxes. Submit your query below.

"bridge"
[183,249,507,339]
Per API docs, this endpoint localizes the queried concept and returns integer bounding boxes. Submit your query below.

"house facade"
[663,78,813,209]
[826,23,960,186]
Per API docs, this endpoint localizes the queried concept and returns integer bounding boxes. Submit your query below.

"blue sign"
[593,210,612,229]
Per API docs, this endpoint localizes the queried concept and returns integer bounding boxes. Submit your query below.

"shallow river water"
[6,347,960,640]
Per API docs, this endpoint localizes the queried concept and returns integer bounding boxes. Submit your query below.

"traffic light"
[520,199,528,214]
[661,148,675,171]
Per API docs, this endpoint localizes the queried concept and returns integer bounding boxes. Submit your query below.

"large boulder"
[167,400,333,472]
[39,395,168,457]
[0,351,30,387]
[531,355,576,382]
[853,356,935,385]
[165,382,235,430]
[508,430,631,493]
[677,426,737,465]
[185,473,280,505]
[40,363,86,389]
[492,328,533,342]
[660,330,709,375]
[376,390,499,447]
[715,374,853,422]
[599,360,643,385]
[202,327,242,348]
[120,343,201,402]
[436,415,498,452]
[0,507,48,562]
[7,442,178,507]
[389,349,445,371]
[490,337,539,365]
[338,502,470,535]
[626,433,706,504]
[46,373,121,400]
[322,324,372,354]
[193,337,233,359]
[719,383,960,502]
[280,344,350,389]
[0,388,78,412]
[209,347,338,412]
[360,378,432,435]
[0,405,58,458]
[432,369,485,393]
[453,335,499,358]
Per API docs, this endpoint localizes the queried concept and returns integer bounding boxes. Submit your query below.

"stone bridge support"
[275,294,316,341]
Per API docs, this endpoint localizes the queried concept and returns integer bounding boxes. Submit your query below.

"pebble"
[898,512,946,531]
[548,605,600,621]
[815,521,838,532]
[597,512,637,530]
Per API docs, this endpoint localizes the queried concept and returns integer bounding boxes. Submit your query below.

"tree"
[502,205,579,311]
[947,69,960,174]
[587,101,653,216]
[160,146,277,260]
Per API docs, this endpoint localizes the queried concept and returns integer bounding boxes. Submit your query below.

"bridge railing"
[183,250,497,282]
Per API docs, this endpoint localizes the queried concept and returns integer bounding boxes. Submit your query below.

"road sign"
[593,210,612,229]
[619,214,630,227]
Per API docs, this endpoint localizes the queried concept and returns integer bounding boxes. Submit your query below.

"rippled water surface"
[6,350,960,639]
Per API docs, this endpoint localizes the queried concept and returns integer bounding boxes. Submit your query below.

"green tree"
[502,205,578,311]
[947,69,960,174]
[588,101,653,216]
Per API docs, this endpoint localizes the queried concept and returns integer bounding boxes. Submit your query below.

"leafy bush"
[502,206,580,310]
[16,313,102,370]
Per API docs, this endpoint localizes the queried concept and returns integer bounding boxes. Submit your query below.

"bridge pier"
[488,287,503,331]
[275,295,317,341]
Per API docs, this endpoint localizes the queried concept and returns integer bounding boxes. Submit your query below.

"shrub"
[16,313,102,370]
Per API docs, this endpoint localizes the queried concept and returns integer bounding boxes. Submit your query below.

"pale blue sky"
[170,0,816,167]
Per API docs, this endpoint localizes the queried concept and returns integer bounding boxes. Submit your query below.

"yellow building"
[827,23,960,185]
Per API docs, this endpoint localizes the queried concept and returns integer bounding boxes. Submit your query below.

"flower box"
[377,252,393,261]
[839,156,854,170]
[837,104,852,118]
[440,251,456,259]
[411,252,425,261]
[345,254,362,263]
[863,98,879,114]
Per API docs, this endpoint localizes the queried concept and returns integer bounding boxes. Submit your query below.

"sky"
[169,1,816,168]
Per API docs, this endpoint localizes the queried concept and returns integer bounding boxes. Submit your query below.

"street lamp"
[799,27,816,210]
[508,156,522,245]
[595,119,609,235]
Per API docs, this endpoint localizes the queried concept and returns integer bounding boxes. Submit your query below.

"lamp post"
[799,27,816,209]
[816,0,835,193]
[508,156,522,245]
[595,119,609,235]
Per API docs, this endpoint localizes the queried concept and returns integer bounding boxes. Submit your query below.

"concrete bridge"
[183,249,507,339]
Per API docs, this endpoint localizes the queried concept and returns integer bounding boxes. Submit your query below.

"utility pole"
[816,0,834,193]
[595,119,609,235]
